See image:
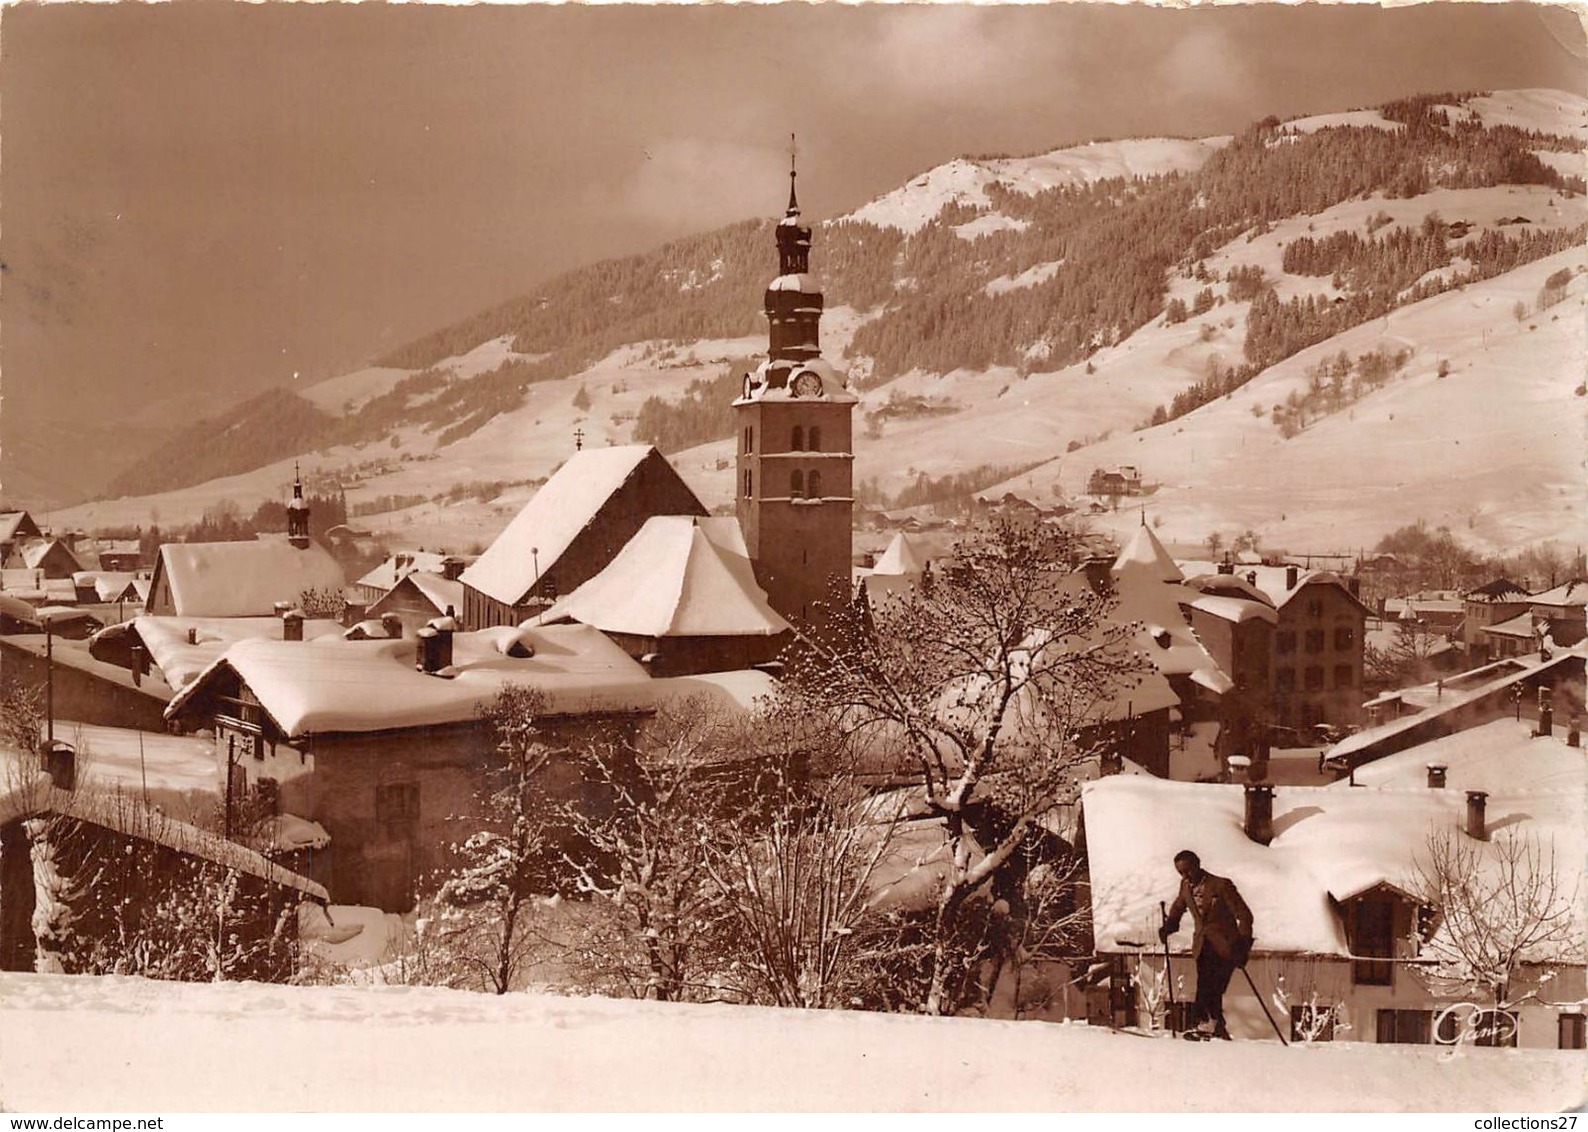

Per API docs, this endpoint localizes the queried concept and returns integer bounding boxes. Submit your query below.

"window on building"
[808,469,823,499]
[1560,1013,1586,1050]
[790,470,804,499]
[1276,631,1297,654]
[791,425,804,452]
[1377,1009,1432,1044]
[1305,665,1325,691]
[1307,599,1325,619]
[1349,896,1396,986]
[1275,667,1296,694]
[1334,664,1354,689]
[1290,1004,1338,1043]
[1304,629,1325,654]
[1334,625,1356,650]
[375,782,420,841]
[809,424,822,451]
[743,469,753,498]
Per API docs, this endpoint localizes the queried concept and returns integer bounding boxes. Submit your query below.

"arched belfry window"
[809,425,822,452]
[790,470,805,499]
[791,425,804,452]
[808,469,823,499]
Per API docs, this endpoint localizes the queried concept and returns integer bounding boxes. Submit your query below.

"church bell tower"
[734,147,857,631]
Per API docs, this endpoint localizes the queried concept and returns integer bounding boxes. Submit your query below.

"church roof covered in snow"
[165,623,775,738]
[872,532,929,577]
[541,516,788,639]
[459,445,706,607]
[1084,773,1586,960]
[149,538,346,618]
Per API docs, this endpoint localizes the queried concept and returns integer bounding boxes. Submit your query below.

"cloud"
[617,136,790,229]
[1158,26,1257,113]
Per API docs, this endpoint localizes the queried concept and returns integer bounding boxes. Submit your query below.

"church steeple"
[287,461,311,548]
[765,137,822,371]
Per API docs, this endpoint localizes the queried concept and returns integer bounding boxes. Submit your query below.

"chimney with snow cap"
[1465,790,1488,840]
[1243,783,1274,845]
[282,609,304,642]
[1285,565,1300,591]
[1426,764,1447,789]
[1227,754,1253,785]
[417,612,456,674]
[1536,686,1553,738]
[1568,715,1581,749]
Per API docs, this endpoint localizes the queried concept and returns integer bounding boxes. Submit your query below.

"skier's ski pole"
[1240,964,1289,1046]
[1159,901,1178,1030]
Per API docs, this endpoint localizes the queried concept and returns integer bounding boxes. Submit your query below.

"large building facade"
[733,162,857,629]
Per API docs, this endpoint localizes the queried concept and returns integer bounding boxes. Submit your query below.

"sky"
[1,1,1583,440]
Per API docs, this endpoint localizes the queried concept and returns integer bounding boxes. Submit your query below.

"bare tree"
[786,518,1147,1015]
[1413,828,1579,1014]
[422,685,559,995]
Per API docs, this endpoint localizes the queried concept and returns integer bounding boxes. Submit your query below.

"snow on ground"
[0,971,1580,1112]
[843,138,1229,234]
[954,211,1029,240]
[297,365,417,414]
[1453,88,1588,143]
[985,260,1064,296]
[1283,109,1403,135]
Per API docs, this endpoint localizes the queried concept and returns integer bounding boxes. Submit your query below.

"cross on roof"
[574,427,585,451]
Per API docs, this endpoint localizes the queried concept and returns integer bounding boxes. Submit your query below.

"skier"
[1159,849,1253,1040]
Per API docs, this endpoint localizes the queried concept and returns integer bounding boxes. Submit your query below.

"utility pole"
[44,623,54,745]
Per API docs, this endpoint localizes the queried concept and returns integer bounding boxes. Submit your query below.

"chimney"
[341,600,368,629]
[129,641,145,687]
[42,740,76,792]
[441,556,466,582]
[380,612,404,640]
[1285,565,1300,590]
[1218,560,1235,575]
[282,609,304,643]
[1243,783,1274,845]
[1568,715,1581,749]
[1536,686,1553,737]
[417,612,456,674]
[1426,763,1447,789]
[1227,754,1253,785]
[1465,790,1488,840]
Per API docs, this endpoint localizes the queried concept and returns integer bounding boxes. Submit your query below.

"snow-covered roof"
[871,532,929,577]
[0,771,326,901]
[0,511,38,544]
[1084,774,1585,960]
[1327,645,1585,763]
[1483,609,1541,639]
[1529,578,1588,609]
[1187,593,1278,626]
[1463,578,1530,603]
[355,550,456,593]
[460,446,704,607]
[19,539,82,573]
[165,624,775,738]
[1112,525,1181,583]
[0,592,42,627]
[152,538,346,618]
[134,614,348,692]
[1176,561,1369,614]
[541,516,788,639]
[90,573,141,602]
[252,813,331,853]
[1343,717,1588,796]
[1111,553,1232,694]
[368,572,465,619]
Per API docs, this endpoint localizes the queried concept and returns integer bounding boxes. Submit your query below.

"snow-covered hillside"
[842,137,1231,235]
[1,972,1580,1112]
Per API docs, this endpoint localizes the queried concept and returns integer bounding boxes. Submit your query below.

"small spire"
[574,427,585,452]
[786,132,800,217]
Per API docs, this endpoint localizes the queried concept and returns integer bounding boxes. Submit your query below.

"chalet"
[145,537,346,619]
[352,550,471,607]
[538,515,790,676]
[1461,578,1530,661]
[1,749,325,980]
[1087,466,1143,498]
[0,512,42,562]
[7,539,84,581]
[1083,752,1585,1047]
[458,446,707,631]
[163,623,773,909]
[366,571,467,633]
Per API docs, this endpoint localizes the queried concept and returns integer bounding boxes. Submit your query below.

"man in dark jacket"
[1159,849,1253,1039]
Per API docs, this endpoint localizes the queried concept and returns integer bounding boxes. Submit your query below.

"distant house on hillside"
[1087,466,1144,498]
[145,538,346,619]
[458,446,707,631]
[538,515,790,676]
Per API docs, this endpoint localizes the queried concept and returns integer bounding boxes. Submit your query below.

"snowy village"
[2,3,1586,1115]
